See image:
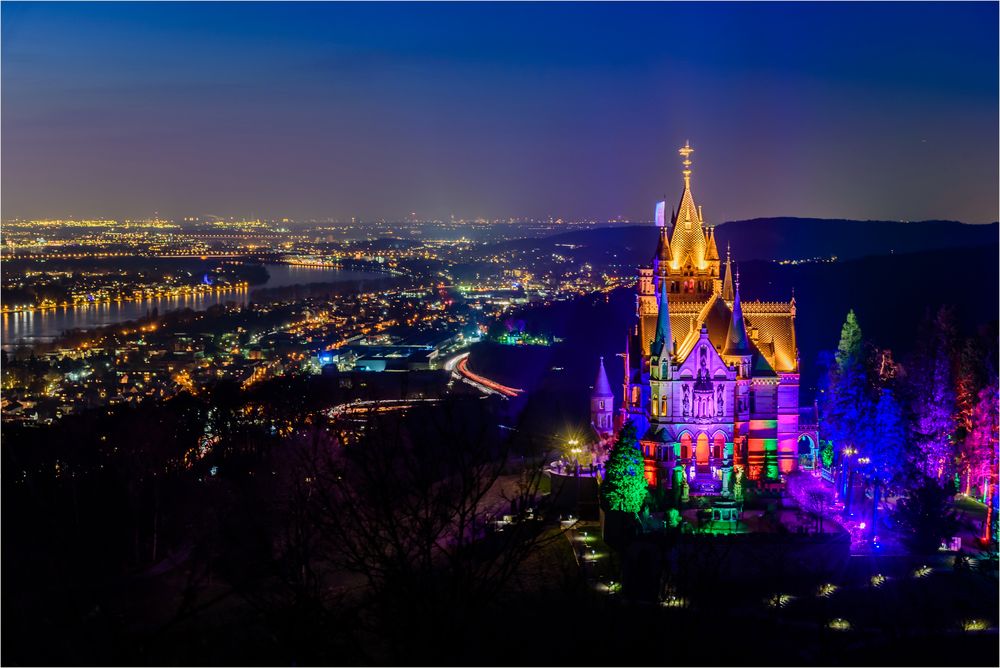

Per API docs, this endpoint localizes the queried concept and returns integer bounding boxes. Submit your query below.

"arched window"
[599,400,605,410]
[696,433,710,465]
[713,432,725,459]
[660,396,666,415]
[680,433,692,460]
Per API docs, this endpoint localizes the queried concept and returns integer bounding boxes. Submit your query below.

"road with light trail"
[444,351,523,398]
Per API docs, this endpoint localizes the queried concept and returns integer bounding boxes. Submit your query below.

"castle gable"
[676,329,731,381]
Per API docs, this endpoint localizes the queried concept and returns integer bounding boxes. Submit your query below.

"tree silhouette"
[893,473,960,554]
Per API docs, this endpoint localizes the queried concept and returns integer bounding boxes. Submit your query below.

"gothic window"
[661,362,667,378]
[660,396,666,415]
[599,400,605,410]
[680,433,692,460]
[713,433,725,459]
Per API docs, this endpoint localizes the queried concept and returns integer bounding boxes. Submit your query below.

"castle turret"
[650,281,674,420]
[654,226,672,283]
[706,227,719,263]
[722,244,734,301]
[591,356,614,438]
[652,279,673,359]
[724,270,753,376]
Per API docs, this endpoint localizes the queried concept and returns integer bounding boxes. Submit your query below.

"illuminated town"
[2,3,997,667]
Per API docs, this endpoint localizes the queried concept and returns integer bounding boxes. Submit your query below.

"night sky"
[3,2,997,223]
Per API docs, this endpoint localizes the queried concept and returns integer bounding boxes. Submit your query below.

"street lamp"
[842,446,858,514]
[567,438,581,470]
[567,439,584,517]
[856,456,880,546]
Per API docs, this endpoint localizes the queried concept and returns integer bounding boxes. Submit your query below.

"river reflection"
[2,264,380,348]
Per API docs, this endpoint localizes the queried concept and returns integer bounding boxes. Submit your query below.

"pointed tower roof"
[654,225,672,264]
[723,269,753,356]
[669,142,707,268]
[706,227,720,261]
[653,279,673,356]
[722,244,734,301]
[592,356,613,398]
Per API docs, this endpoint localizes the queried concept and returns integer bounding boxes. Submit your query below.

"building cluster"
[1,264,588,423]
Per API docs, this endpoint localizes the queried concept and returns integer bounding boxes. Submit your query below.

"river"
[1,264,383,349]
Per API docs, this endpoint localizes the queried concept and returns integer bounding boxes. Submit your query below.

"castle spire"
[592,356,613,399]
[722,243,734,301]
[654,225,672,267]
[724,267,752,356]
[669,141,707,267]
[653,279,673,357]
[706,227,719,261]
[591,356,614,436]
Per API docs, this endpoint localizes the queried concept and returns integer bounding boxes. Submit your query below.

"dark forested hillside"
[489,218,998,265]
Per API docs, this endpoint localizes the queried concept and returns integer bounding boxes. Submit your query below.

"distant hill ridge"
[491,217,998,263]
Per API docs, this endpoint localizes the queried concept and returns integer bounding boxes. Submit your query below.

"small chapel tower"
[591,356,615,439]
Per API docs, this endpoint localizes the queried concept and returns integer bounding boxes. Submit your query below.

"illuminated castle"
[619,143,809,496]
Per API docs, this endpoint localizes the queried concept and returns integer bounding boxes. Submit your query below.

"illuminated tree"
[955,339,984,446]
[863,388,907,542]
[834,309,863,371]
[908,307,958,481]
[820,441,834,469]
[599,420,648,514]
[870,388,907,486]
[968,376,999,523]
[822,310,875,504]
[955,334,997,496]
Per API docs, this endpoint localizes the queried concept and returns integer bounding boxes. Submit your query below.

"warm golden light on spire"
[679,141,694,188]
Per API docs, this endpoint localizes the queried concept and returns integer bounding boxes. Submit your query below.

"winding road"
[445,352,523,398]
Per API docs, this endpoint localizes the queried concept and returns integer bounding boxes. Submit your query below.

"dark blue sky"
[3,2,997,223]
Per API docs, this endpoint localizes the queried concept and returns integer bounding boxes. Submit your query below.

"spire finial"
[678,141,694,188]
[735,265,740,291]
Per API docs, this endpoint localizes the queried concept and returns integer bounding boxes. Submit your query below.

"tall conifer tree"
[909,307,958,480]
[824,310,874,461]
[599,421,648,514]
